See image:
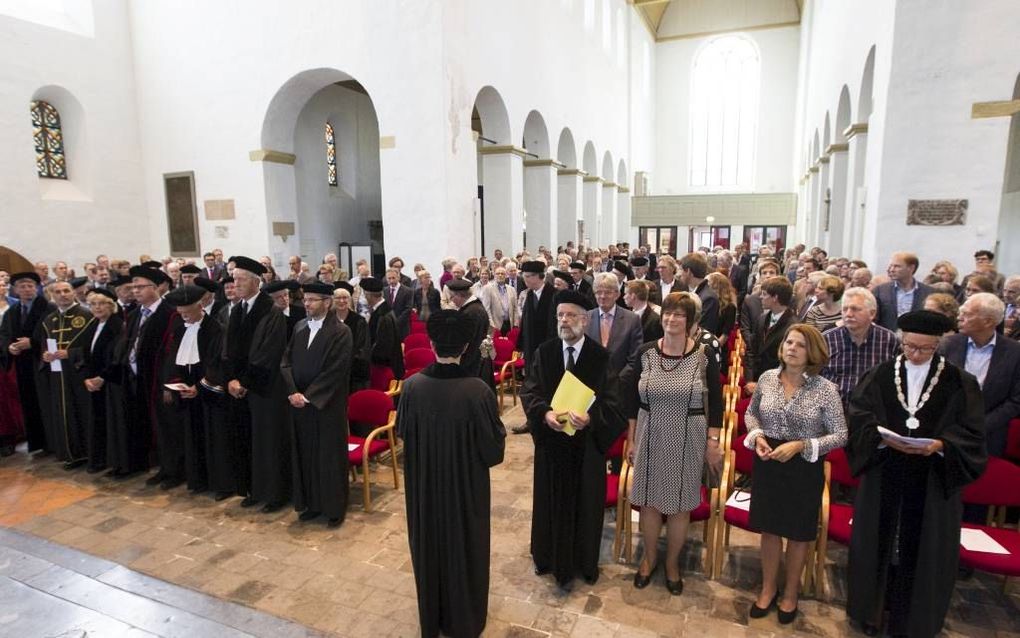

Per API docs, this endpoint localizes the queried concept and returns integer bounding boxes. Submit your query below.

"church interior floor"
[1,404,1018,638]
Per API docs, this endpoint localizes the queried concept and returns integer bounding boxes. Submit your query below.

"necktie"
[140,307,152,325]
[21,305,28,322]
[566,346,576,372]
[390,287,397,305]
[242,300,249,315]
[600,312,612,347]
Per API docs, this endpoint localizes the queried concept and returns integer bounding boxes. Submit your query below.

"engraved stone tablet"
[204,199,236,220]
[907,199,967,226]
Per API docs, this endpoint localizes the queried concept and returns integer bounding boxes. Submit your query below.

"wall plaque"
[204,199,235,220]
[906,199,967,226]
[163,172,200,256]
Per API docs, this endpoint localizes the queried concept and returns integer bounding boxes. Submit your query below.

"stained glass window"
[325,122,337,186]
[31,100,67,179]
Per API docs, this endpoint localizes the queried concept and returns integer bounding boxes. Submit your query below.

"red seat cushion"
[1006,418,1020,462]
[958,524,1020,577]
[828,503,854,545]
[723,502,757,532]
[690,485,711,522]
[605,474,620,508]
[348,436,391,465]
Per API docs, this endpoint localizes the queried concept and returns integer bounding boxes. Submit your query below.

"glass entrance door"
[639,226,678,257]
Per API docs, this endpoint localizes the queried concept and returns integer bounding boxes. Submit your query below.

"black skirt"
[748,436,824,541]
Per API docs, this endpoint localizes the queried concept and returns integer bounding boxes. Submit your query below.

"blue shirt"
[894,280,917,317]
[965,334,996,387]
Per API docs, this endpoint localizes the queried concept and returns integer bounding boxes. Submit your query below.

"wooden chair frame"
[494,351,521,414]
[353,409,400,512]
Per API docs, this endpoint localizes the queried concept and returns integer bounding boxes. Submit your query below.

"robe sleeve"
[590,368,627,455]
[244,310,287,395]
[201,325,225,388]
[520,348,553,431]
[473,386,506,468]
[301,325,352,410]
[934,371,987,495]
[280,333,297,396]
[33,315,49,373]
[371,314,399,366]
[846,365,891,477]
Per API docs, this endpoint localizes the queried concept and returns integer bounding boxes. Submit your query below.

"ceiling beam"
[632,0,670,5]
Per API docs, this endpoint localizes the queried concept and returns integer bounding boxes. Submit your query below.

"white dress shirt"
[562,335,585,369]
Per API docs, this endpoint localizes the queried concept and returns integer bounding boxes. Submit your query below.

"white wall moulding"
[809,165,820,173]
[817,154,830,164]
[583,175,605,183]
[477,145,529,158]
[825,143,849,154]
[971,99,1020,119]
[523,158,566,169]
[842,122,868,140]
[618,186,631,193]
[655,20,801,44]
[557,168,589,177]
[632,192,797,226]
[248,149,297,165]
[602,181,619,189]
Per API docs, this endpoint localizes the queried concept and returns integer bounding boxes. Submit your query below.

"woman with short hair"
[805,275,845,333]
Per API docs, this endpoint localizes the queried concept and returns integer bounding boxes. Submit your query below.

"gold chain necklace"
[893,355,945,430]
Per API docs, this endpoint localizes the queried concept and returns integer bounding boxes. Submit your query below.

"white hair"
[965,292,1005,324]
[842,287,877,312]
[593,272,620,290]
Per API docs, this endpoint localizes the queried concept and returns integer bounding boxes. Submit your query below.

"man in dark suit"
[653,255,684,306]
[873,251,933,331]
[738,259,780,348]
[679,252,721,336]
[447,278,491,380]
[202,252,226,282]
[585,273,644,375]
[384,268,414,336]
[513,261,558,434]
[744,276,798,394]
[0,272,54,453]
[361,277,404,380]
[388,257,414,288]
[265,280,306,338]
[941,293,1020,457]
[623,280,663,342]
[568,261,595,308]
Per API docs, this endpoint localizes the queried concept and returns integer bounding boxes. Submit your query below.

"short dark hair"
[203,252,214,259]
[679,253,708,279]
[805,258,821,271]
[661,292,701,332]
[974,250,994,261]
[389,256,404,268]
[433,341,466,358]
[761,276,794,306]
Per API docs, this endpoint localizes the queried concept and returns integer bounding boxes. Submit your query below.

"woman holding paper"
[626,292,723,595]
[743,324,846,624]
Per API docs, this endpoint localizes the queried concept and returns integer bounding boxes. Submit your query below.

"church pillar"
[825,142,850,256]
[479,146,526,257]
[616,185,631,244]
[582,175,603,249]
[557,169,585,247]
[600,181,618,247]
[524,159,562,252]
[806,163,820,246]
[814,154,831,248]
[842,122,869,260]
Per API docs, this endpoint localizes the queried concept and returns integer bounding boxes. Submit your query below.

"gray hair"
[593,272,620,290]
[965,292,1006,324]
[842,287,877,312]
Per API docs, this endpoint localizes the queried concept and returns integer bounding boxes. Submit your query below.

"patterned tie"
[600,312,612,347]
[566,346,576,372]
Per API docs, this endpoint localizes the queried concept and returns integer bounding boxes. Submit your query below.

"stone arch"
[472,86,520,255]
[835,85,853,142]
[580,141,599,247]
[556,128,577,169]
[522,110,550,158]
[582,141,598,175]
[617,159,628,188]
[472,86,512,145]
[858,46,876,121]
[522,110,553,250]
[616,159,631,243]
[0,246,33,275]
[822,111,831,150]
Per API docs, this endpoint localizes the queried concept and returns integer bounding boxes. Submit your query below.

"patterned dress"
[628,341,722,514]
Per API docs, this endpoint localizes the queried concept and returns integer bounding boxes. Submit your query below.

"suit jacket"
[637,306,664,342]
[385,283,413,329]
[573,279,596,308]
[369,301,404,378]
[693,280,721,336]
[223,292,283,394]
[478,281,519,331]
[584,306,644,375]
[746,308,798,382]
[873,280,934,331]
[0,297,54,370]
[202,264,226,282]
[739,293,764,349]
[940,333,1020,457]
[411,285,441,320]
[520,283,558,361]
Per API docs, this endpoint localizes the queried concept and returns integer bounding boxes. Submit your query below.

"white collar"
[967,333,996,350]
[371,298,385,311]
[563,335,585,356]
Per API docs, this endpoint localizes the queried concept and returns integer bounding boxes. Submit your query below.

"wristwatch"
[708,435,721,442]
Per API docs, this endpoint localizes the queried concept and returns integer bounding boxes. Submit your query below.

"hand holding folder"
[550,371,596,436]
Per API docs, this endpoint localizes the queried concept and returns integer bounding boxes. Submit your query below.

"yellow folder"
[550,370,597,436]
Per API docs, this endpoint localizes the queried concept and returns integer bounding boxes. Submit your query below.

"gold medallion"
[71,315,86,329]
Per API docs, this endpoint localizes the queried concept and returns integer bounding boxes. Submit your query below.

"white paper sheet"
[348,443,360,452]
[725,490,751,512]
[960,528,1010,554]
[46,338,62,372]
[164,383,190,392]
[877,426,936,448]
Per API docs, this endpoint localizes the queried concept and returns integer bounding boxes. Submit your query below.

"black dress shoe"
[145,473,166,486]
[633,563,656,589]
[0,445,15,457]
[261,502,284,513]
[63,459,87,471]
[240,496,259,508]
[778,605,798,625]
[326,517,342,528]
[511,424,531,435]
[160,478,184,490]
[299,510,321,522]
[861,623,879,637]
[583,572,598,586]
[534,566,550,576]
[749,593,778,619]
[214,491,233,501]
[665,577,684,596]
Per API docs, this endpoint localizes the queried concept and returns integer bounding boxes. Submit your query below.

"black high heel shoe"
[665,577,684,595]
[749,593,778,619]
[633,562,657,589]
[778,605,798,625]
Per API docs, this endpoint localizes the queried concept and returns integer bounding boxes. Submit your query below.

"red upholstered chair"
[347,390,399,512]
[1005,418,1020,463]
[409,321,428,335]
[505,327,521,347]
[734,396,752,435]
[604,433,629,561]
[402,332,431,352]
[815,447,860,599]
[369,365,401,397]
[491,337,520,413]
[959,456,1020,589]
[403,347,436,378]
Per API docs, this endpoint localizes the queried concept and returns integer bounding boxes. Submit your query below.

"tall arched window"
[689,35,759,188]
[324,121,337,186]
[31,100,67,179]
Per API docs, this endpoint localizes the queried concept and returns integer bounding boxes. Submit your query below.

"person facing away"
[396,309,506,638]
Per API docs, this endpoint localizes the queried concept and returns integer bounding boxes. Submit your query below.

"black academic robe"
[281,315,352,521]
[573,279,596,308]
[746,309,798,382]
[846,356,986,638]
[284,304,306,338]
[458,298,490,378]
[161,314,224,490]
[36,305,96,462]
[519,284,557,363]
[396,363,506,638]
[223,293,291,505]
[81,314,123,471]
[637,306,663,342]
[369,301,404,379]
[341,311,370,391]
[0,297,54,451]
[520,339,626,586]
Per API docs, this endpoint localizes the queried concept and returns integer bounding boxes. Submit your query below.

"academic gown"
[369,301,404,379]
[520,339,626,586]
[281,315,352,521]
[341,311,371,391]
[0,298,54,451]
[81,315,123,471]
[458,298,490,379]
[396,363,506,638]
[283,304,306,338]
[162,314,224,490]
[36,305,96,462]
[519,284,557,362]
[846,355,986,638]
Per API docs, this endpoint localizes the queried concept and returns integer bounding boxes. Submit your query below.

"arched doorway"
[472,86,519,257]
[581,141,599,248]
[522,110,554,251]
[848,46,876,260]
[556,128,581,247]
[0,246,33,275]
[260,68,383,276]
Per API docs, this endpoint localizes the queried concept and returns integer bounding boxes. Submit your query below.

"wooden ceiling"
[630,0,802,39]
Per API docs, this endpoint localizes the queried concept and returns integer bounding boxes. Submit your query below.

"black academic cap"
[193,276,217,293]
[221,275,234,285]
[302,282,334,296]
[129,266,171,286]
[69,277,89,289]
[521,260,545,275]
[10,271,41,285]
[163,284,207,307]
[179,264,201,274]
[552,270,573,285]
[569,261,587,271]
[897,310,955,336]
[612,261,633,278]
[229,256,267,276]
[554,289,593,311]
[140,260,163,269]
[263,280,298,294]
[333,281,354,294]
[87,288,118,304]
[630,256,649,267]
[426,309,472,349]
[359,277,384,293]
[446,278,472,293]
[110,275,132,289]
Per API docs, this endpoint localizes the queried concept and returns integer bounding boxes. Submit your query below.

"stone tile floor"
[1,403,1018,637]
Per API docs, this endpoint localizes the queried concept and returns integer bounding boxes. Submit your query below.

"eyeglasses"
[556,312,582,319]
[902,342,938,355]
